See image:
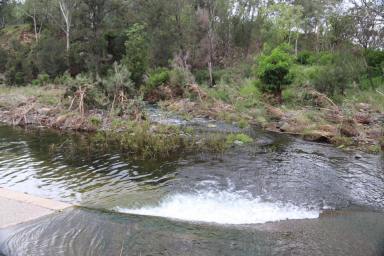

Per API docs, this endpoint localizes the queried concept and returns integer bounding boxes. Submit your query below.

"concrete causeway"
[0,188,71,229]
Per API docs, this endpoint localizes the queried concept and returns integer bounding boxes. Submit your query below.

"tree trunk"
[66,27,70,52]
[208,61,213,88]
[207,0,215,87]
[33,16,38,43]
[275,89,283,104]
[274,86,283,104]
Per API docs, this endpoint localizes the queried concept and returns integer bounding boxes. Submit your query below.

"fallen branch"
[309,90,339,110]
[377,89,384,96]
[13,104,35,126]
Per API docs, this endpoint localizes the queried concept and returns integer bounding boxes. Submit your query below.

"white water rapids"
[116,190,320,225]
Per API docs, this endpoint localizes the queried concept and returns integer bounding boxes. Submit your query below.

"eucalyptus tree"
[79,0,125,76]
[0,0,8,28]
[57,0,78,52]
[23,0,50,42]
[350,0,384,49]
[266,2,303,54]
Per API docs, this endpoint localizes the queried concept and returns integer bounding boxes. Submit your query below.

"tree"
[350,0,384,49]
[267,3,304,55]
[57,0,77,53]
[257,44,294,103]
[122,23,148,85]
[23,0,49,43]
[79,0,124,76]
[0,0,8,28]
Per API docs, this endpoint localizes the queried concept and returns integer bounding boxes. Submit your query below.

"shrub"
[239,80,261,97]
[226,133,253,145]
[256,44,294,102]
[310,50,365,96]
[169,67,194,87]
[296,51,313,65]
[315,52,335,65]
[146,68,170,89]
[31,73,50,86]
[89,116,102,127]
[64,74,107,109]
[102,62,134,98]
[5,41,35,85]
[0,48,8,72]
[364,49,384,88]
[210,87,230,102]
[282,87,297,104]
[364,49,384,76]
[34,34,68,78]
[312,65,349,96]
[193,69,228,85]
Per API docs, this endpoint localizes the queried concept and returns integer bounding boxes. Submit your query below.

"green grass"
[226,133,253,145]
[0,85,64,109]
[344,85,384,113]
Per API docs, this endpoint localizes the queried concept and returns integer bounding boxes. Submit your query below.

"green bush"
[315,52,335,65]
[282,87,297,104]
[64,74,108,109]
[34,34,68,78]
[239,80,261,97]
[312,65,349,96]
[211,88,230,102]
[364,49,384,86]
[102,62,134,98]
[147,68,170,89]
[38,73,49,84]
[256,44,294,101]
[169,67,194,87]
[193,69,222,85]
[5,41,36,86]
[0,48,8,72]
[358,76,383,90]
[297,51,314,65]
[226,133,253,145]
[364,49,384,75]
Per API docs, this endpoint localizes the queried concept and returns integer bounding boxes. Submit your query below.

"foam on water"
[116,190,320,224]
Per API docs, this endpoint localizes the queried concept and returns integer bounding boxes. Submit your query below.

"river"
[0,122,383,255]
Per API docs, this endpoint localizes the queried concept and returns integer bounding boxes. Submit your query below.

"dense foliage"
[0,0,382,102]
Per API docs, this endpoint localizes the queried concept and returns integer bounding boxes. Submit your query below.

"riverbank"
[158,83,384,153]
[0,85,252,159]
[0,84,383,153]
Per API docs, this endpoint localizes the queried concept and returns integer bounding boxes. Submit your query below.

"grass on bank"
[0,85,64,108]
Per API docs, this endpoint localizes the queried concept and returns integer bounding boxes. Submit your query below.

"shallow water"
[0,124,383,255]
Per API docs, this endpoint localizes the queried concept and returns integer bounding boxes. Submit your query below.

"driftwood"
[377,90,384,96]
[308,89,339,110]
[13,104,35,126]
[68,86,87,117]
[189,84,207,103]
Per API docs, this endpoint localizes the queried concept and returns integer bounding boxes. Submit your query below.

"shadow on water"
[0,124,384,255]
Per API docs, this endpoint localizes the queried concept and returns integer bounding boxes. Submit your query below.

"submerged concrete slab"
[0,188,71,229]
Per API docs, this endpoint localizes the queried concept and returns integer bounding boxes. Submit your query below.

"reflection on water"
[0,125,179,207]
[0,124,383,255]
